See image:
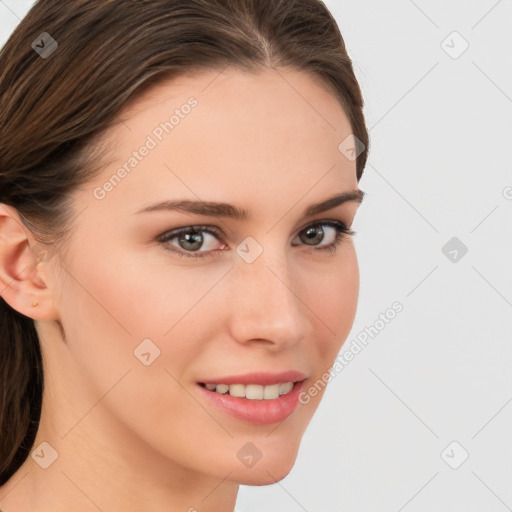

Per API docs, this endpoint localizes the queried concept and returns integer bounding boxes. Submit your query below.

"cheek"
[55,252,210,450]
[56,263,141,398]
[55,248,161,388]
[57,246,228,397]
[292,248,358,416]
[307,244,359,354]
[295,243,358,411]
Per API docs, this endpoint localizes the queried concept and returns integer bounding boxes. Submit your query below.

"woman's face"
[41,66,362,485]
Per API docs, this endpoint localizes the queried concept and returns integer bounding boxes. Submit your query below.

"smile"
[199,382,294,400]
[196,371,307,424]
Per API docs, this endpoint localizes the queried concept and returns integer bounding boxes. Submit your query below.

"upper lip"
[199,371,307,386]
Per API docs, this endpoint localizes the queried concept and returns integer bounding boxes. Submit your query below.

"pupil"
[303,226,324,245]
[180,232,203,251]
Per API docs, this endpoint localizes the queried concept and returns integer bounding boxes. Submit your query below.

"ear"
[0,203,60,321]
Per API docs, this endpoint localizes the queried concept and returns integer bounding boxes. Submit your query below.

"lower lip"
[197,381,304,425]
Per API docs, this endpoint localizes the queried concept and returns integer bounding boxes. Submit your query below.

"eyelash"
[157,220,355,260]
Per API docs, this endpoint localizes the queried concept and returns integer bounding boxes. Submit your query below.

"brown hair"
[0,0,369,485]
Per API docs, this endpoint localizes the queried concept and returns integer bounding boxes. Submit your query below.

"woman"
[0,0,369,510]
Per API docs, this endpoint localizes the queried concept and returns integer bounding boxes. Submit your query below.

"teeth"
[203,382,294,400]
[263,383,280,399]
[229,384,245,398]
[279,382,293,395]
[215,383,229,394]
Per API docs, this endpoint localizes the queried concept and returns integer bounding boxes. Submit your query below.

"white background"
[1,1,511,511]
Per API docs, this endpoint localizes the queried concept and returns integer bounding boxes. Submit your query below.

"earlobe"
[0,204,59,321]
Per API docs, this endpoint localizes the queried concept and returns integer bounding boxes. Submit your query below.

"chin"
[227,445,299,486]
[230,464,296,486]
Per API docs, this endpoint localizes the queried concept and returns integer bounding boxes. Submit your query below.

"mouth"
[198,381,295,400]
[196,371,307,425]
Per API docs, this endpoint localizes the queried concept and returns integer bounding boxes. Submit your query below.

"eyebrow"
[134,189,365,220]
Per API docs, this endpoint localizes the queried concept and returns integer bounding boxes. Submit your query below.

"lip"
[198,370,307,386]
[196,371,307,425]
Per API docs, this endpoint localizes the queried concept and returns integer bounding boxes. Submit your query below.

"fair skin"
[0,66,362,512]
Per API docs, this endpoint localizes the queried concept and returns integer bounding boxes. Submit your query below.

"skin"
[0,66,363,512]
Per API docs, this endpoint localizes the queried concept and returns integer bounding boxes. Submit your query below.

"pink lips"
[199,370,307,386]
[197,371,307,425]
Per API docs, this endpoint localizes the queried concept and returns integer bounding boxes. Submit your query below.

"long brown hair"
[0,0,369,485]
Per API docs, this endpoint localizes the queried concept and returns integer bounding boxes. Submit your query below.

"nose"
[225,251,309,350]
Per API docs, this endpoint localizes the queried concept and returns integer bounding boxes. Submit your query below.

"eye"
[292,221,355,254]
[157,225,226,259]
[157,221,355,260]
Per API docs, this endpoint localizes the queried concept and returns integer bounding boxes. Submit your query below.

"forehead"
[82,67,357,217]
[119,66,347,125]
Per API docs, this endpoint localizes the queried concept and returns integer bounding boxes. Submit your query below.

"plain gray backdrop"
[1,1,511,511]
